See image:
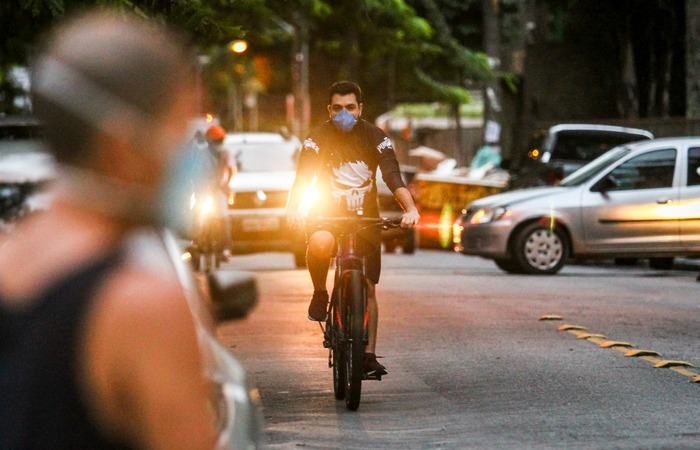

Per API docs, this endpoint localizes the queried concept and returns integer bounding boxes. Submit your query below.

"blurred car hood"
[469,185,572,208]
[229,171,296,192]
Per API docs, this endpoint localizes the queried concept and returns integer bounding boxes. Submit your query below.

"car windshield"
[224,134,299,172]
[545,130,649,162]
[559,146,631,187]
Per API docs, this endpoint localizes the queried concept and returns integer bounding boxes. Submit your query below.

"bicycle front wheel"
[331,286,346,400]
[344,269,365,411]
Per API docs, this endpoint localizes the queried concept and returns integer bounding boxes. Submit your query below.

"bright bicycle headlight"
[200,194,216,216]
[469,206,508,224]
[298,185,319,217]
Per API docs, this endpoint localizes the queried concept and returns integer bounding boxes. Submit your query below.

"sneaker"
[307,290,329,321]
[364,353,387,376]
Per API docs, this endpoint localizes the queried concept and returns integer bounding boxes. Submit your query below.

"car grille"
[228,190,289,209]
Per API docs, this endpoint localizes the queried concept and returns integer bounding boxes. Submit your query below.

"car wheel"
[494,258,523,274]
[649,257,674,270]
[513,222,569,275]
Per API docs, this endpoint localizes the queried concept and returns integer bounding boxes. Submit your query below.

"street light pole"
[229,40,248,132]
[291,12,310,139]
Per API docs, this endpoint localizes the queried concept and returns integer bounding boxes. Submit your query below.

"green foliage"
[415,69,472,104]
[0,0,497,118]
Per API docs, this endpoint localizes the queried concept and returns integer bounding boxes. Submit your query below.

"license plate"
[241,217,280,232]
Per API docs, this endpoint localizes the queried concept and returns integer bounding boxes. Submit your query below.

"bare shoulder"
[82,244,216,450]
[91,259,197,344]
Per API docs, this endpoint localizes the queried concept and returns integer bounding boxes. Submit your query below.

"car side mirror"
[591,175,618,193]
[207,269,258,322]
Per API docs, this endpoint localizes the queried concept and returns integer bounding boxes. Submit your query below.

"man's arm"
[393,186,420,228]
[372,131,420,228]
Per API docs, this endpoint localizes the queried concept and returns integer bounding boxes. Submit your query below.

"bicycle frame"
[310,214,400,411]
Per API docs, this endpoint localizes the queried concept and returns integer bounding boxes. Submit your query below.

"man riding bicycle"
[286,81,419,376]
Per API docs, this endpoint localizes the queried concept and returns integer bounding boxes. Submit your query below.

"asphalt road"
[216,250,700,450]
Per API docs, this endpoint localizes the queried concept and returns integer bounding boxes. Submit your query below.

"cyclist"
[204,124,236,187]
[286,81,419,376]
[190,124,234,256]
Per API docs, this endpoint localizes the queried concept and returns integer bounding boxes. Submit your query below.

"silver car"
[453,137,700,274]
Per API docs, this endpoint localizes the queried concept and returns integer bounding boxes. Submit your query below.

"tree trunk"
[687,0,700,118]
[482,0,502,150]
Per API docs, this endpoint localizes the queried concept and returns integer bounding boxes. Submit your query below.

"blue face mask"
[332,109,358,133]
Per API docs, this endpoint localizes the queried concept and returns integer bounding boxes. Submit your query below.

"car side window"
[688,147,700,186]
[606,148,676,191]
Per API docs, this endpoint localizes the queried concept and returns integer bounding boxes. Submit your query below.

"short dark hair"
[31,10,192,165]
[328,81,362,104]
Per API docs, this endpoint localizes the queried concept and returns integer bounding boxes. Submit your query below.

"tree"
[0,0,495,133]
[0,0,251,115]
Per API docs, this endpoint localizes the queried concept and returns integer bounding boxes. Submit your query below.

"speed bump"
[539,315,563,321]
[541,316,699,384]
[577,333,607,340]
[624,349,662,357]
[558,324,587,331]
[599,341,635,348]
[653,360,694,369]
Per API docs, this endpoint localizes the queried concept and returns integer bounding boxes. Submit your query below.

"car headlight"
[469,206,508,224]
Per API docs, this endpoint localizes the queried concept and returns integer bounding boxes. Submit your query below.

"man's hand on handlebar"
[400,208,420,229]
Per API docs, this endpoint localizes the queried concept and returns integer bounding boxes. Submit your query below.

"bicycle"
[187,188,227,273]
[307,213,401,411]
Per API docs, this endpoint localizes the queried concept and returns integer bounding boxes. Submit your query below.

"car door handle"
[656,197,672,204]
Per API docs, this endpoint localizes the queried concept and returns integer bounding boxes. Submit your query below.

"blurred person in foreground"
[0,10,218,450]
[286,81,419,376]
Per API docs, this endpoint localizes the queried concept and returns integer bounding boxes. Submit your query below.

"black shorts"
[305,224,382,284]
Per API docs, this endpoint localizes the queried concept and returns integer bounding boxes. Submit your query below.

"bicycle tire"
[331,287,346,400]
[344,269,365,410]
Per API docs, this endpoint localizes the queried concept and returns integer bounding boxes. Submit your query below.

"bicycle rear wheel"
[344,269,365,411]
[331,287,346,400]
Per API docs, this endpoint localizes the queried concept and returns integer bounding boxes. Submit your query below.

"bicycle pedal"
[363,374,383,381]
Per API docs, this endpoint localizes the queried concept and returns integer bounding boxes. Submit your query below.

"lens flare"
[298,178,319,217]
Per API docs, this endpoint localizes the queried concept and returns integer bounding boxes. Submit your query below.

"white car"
[222,132,306,267]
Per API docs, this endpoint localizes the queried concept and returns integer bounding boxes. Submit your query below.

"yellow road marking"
[539,314,564,321]
[577,333,607,340]
[558,324,588,331]
[599,341,636,348]
[624,349,662,357]
[544,317,700,384]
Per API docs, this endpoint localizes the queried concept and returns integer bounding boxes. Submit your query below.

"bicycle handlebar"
[305,215,402,231]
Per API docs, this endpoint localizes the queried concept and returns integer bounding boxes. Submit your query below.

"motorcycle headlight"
[469,206,507,225]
